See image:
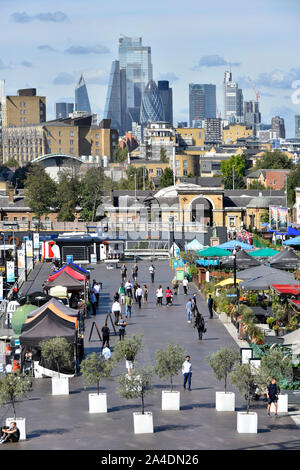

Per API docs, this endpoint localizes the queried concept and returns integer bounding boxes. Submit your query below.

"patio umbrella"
[215,278,242,287]
[249,248,279,257]
[197,247,231,257]
[217,240,255,251]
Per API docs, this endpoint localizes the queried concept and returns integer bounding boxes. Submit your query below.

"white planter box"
[89,393,107,413]
[162,390,180,410]
[216,391,235,411]
[51,377,69,395]
[271,394,288,413]
[219,312,230,323]
[6,417,26,441]
[237,411,258,434]
[133,412,154,434]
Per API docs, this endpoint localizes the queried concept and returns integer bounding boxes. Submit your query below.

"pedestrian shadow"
[154,424,201,433]
[203,338,219,341]
[109,404,141,413]
[180,402,215,410]
[28,428,70,439]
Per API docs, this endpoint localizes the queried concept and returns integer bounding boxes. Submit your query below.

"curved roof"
[247,196,270,208]
[32,153,83,164]
[155,183,202,198]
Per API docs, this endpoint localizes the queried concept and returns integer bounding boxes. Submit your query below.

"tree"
[229,363,260,413]
[159,167,174,188]
[12,163,31,189]
[40,337,73,378]
[5,158,19,168]
[80,167,103,222]
[259,349,293,387]
[287,163,300,208]
[113,334,144,366]
[117,166,152,191]
[117,367,153,414]
[80,352,114,395]
[160,147,168,163]
[207,347,240,393]
[220,154,246,189]
[255,151,293,170]
[56,170,80,222]
[0,373,31,419]
[113,145,128,163]
[24,164,57,226]
[248,180,266,190]
[154,343,185,392]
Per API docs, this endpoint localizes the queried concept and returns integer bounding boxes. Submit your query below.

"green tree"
[113,145,128,163]
[287,163,300,208]
[40,337,73,378]
[259,349,293,387]
[248,180,266,190]
[220,154,246,189]
[80,167,104,222]
[160,147,168,163]
[229,363,260,413]
[56,170,80,221]
[24,164,57,227]
[12,163,31,189]
[256,151,293,170]
[159,167,174,188]
[154,343,186,392]
[113,334,144,366]
[80,352,114,395]
[0,373,31,419]
[6,158,19,168]
[117,166,151,190]
[207,347,240,393]
[117,367,153,414]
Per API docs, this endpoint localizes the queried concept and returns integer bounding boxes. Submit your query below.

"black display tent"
[221,249,262,269]
[20,307,77,375]
[45,271,86,292]
[268,247,300,270]
[17,291,53,307]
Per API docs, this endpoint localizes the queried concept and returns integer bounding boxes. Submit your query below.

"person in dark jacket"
[207,294,214,319]
[265,377,280,417]
[101,322,110,348]
[193,312,206,340]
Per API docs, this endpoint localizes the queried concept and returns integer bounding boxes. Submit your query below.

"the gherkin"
[140,80,165,124]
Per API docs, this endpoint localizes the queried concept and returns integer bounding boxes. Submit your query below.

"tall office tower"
[271,116,285,139]
[75,75,91,114]
[204,118,222,143]
[140,80,164,124]
[223,71,243,123]
[189,84,216,128]
[296,115,300,138]
[244,100,261,136]
[1,88,46,128]
[104,60,127,135]
[55,102,74,119]
[119,36,153,131]
[158,81,173,126]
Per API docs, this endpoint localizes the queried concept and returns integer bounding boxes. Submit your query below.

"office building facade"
[140,80,164,124]
[223,71,243,123]
[1,88,46,128]
[296,115,300,138]
[158,81,173,126]
[244,100,261,136]
[271,116,285,139]
[75,75,92,115]
[189,83,216,127]
[55,102,74,119]
[204,118,222,143]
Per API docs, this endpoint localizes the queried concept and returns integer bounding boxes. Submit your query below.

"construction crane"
[248,76,260,102]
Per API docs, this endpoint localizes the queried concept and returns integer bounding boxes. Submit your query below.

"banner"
[33,233,40,250]
[6,261,15,283]
[269,206,278,231]
[277,207,288,232]
[26,240,33,258]
[0,276,3,301]
[17,249,25,268]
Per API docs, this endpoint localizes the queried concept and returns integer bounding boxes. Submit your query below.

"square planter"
[6,417,26,441]
[162,391,180,410]
[133,412,154,434]
[216,391,235,411]
[271,394,288,413]
[89,393,107,413]
[51,377,69,396]
[237,411,258,434]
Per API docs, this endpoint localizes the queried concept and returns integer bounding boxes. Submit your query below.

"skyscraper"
[271,116,285,139]
[244,100,261,136]
[224,71,243,123]
[189,84,216,127]
[140,80,164,124]
[55,102,74,119]
[158,81,173,126]
[296,115,300,138]
[75,75,91,115]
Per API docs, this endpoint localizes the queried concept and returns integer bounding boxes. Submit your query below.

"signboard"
[175,248,180,257]
[179,259,186,267]
[169,257,175,267]
[0,276,3,301]
[176,269,185,281]
[241,348,253,364]
[90,253,97,264]
[6,261,15,283]
[26,240,33,258]
[269,205,288,232]
[172,259,179,269]
[17,250,25,268]
[66,255,74,264]
[33,233,40,250]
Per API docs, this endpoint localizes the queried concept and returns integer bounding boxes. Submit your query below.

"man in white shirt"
[149,264,155,283]
[182,356,192,391]
[182,278,189,295]
[125,280,133,296]
[102,346,112,360]
[93,282,101,305]
[112,300,121,325]
[135,285,143,309]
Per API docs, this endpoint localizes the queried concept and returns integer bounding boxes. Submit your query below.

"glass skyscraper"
[158,81,173,126]
[75,75,92,115]
[223,71,243,123]
[189,84,216,127]
[140,80,164,124]
[55,102,74,119]
[295,115,300,138]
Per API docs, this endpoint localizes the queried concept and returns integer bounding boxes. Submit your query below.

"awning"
[288,299,300,309]
[215,278,242,287]
[197,247,231,257]
[271,284,300,295]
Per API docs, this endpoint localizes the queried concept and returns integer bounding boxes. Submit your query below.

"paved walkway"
[2,260,300,450]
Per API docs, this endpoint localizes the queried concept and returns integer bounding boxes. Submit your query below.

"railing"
[97,221,207,234]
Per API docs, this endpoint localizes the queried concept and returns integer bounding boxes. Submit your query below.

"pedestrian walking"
[136,284,143,309]
[133,282,138,302]
[208,294,214,319]
[143,285,148,303]
[186,299,193,323]
[266,377,280,417]
[119,283,126,305]
[125,352,135,375]
[193,312,206,340]
[93,281,101,305]
[149,264,155,283]
[156,285,163,306]
[172,278,179,295]
[112,299,122,325]
[114,291,120,302]
[101,322,110,348]
[125,293,133,318]
[90,292,97,316]
[182,277,189,295]
[102,345,112,360]
[125,279,133,297]
[191,297,198,317]
[182,356,192,391]
[132,263,138,282]
[165,286,173,306]
[121,264,127,282]
[118,315,127,341]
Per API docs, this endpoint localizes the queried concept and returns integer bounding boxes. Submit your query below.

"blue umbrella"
[283,236,300,246]
[217,240,255,251]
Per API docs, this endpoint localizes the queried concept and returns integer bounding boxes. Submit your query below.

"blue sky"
[1,0,300,136]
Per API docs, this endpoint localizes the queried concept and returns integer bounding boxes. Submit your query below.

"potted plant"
[80,352,114,413]
[154,343,185,411]
[0,372,31,440]
[207,347,240,411]
[273,325,280,336]
[113,334,143,374]
[229,363,260,433]
[40,337,73,395]
[266,317,275,329]
[117,367,154,434]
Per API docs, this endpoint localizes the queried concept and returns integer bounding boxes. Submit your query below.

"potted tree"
[117,367,154,434]
[207,347,240,411]
[0,372,31,440]
[80,352,114,413]
[229,362,260,433]
[40,337,73,395]
[154,343,185,410]
[113,334,143,374]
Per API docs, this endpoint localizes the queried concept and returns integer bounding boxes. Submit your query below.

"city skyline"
[1,0,300,136]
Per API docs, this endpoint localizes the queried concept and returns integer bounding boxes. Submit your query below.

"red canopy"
[271,284,300,295]
[288,299,300,309]
[48,265,87,282]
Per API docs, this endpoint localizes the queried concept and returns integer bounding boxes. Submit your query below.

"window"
[183,169,188,176]
[95,133,99,139]
[273,179,276,186]
[70,131,74,137]
[70,139,74,145]
[149,168,153,174]
[59,139,61,145]
[156,168,163,176]
[95,141,99,146]
[183,160,188,168]
[229,216,236,227]
[70,148,74,154]
[58,131,62,137]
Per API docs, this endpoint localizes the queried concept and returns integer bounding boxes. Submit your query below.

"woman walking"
[156,285,163,306]
[193,312,206,340]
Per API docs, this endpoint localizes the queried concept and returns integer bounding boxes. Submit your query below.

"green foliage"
[255,150,293,170]
[56,170,80,222]
[188,265,198,276]
[229,363,259,413]
[113,145,128,163]
[24,164,57,223]
[266,317,275,327]
[80,167,103,221]
[220,154,246,189]
[286,314,299,331]
[259,349,293,386]
[6,158,19,168]
[117,367,154,414]
[239,305,254,324]
[113,334,144,364]
[40,337,72,377]
[247,180,266,190]
[279,379,300,390]
[159,167,174,188]
[207,347,240,393]
[0,372,31,419]
[287,163,300,208]
[160,147,168,163]
[154,343,185,392]
[272,301,288,323]
[12,163,31,189]
[80,352,114,395]
[117,166,152,190]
